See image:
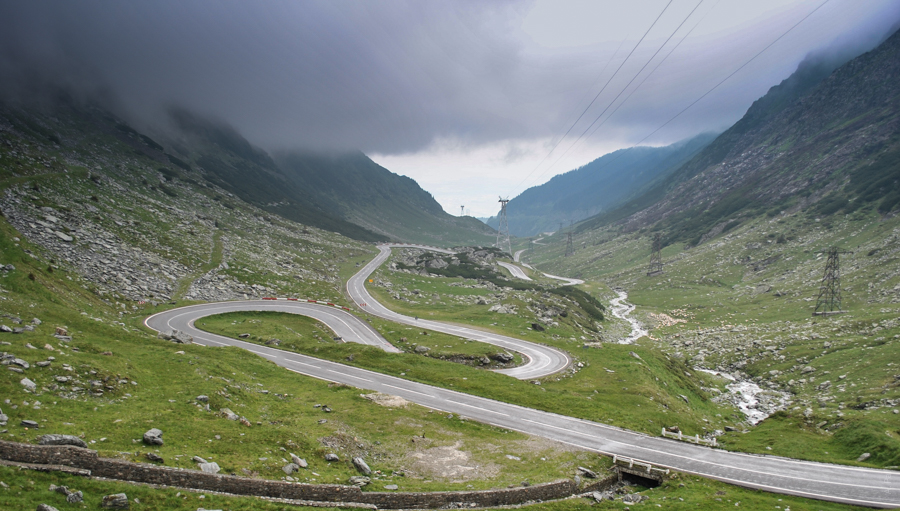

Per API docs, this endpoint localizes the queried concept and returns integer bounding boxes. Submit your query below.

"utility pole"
[814,247,851,316]
[565,232,574,257]
[496,197,511,255]
[647,233,663,275]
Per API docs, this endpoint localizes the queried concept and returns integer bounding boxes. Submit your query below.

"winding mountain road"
[497,261,532,281]
[346,244,570,379]
[143,244,900,508]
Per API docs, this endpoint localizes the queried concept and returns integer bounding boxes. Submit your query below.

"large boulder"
[199,462,220,474]
[38,434,88,448]
[348,476,371,487]
[425,258,448,269]
[157,330,192,344]
[142,428,163,446]
[290,453,308,468]
[100,493,129,509]
[352,457,371,475]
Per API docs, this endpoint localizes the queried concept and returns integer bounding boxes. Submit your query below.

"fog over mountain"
[2,1,899,216]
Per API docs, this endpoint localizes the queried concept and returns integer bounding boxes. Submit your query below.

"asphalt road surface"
[346,244,570,379]
[497,261,532,281]
[145,300,401,353]
[143,245,900,508]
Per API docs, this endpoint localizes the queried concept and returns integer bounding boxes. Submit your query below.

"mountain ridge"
[485,133,716,237]
[576,27,900,246]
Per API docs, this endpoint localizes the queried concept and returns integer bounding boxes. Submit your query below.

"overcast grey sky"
[1,1,899,216]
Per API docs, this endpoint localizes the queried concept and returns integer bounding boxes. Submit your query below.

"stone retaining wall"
[0,440,582,508]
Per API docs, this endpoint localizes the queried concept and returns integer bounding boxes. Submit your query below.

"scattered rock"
[414,345,430,354]
[492,352,514,363]
[192,456,208,464]
[21,420,39,428]
[55,327,67,336]
[352,457,372,475]
[324,453,339,462]
[38,434,87,448]
[290,453,307,468]
[199,462,220,474]
[53,231,73,242]
[348,476,371,487]
[577,466,598,479]
[100,493,129,509]
[158,330,192,344]
[282,463,299,475]
[196,395,209,403]
[531,323,545,332]
[220,408,239,420]
[145,452,163,463]
[66,491,83,504]
[384,484,398,490]
[142,428,163,446]
[36,505,59,511]
[0,325,11,333]
[20,378,36,391]
[857,452,871,462]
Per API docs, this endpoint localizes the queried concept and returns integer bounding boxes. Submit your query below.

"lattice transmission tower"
[565,232,574,257]
[813,247,851,316]
[647,233,663,275]
[460,205,465,216]
[496,197,511,255]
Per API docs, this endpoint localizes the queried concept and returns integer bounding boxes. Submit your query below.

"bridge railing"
[661,428,717,447]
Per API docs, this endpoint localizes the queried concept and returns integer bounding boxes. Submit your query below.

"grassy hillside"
[0,95,885,510]
[526,202,900,468]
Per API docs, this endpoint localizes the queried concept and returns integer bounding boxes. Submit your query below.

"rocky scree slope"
[0,100,370,306]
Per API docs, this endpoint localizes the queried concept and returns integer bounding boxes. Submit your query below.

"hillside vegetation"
[520,28,900,470]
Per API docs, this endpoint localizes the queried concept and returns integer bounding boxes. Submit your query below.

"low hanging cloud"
[1,0,899,158]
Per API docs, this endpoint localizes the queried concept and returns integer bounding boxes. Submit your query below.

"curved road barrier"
[143,244,900,507]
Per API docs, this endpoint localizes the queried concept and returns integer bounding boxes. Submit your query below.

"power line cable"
[528,0,706,189]
[626,0,832,149]
[524,0,830,204]
[515,36,629,194]
[509,0,674,196]
[586,0,720,140]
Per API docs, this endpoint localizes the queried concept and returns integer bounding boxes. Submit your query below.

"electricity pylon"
[565,232,574,257]
[496,197,511,255]
[460,205,465,216]
[647,233,663,275]
[813,247,851,316]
